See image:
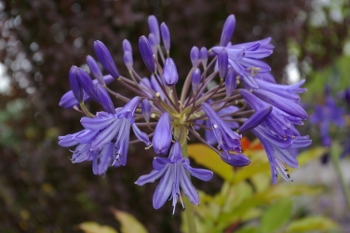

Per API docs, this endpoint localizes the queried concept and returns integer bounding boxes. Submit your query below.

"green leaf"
[261,199,293,233]
[78,222,119,233]
[285,216,338,233]
[112,209,148,233]
[188,143,234,180]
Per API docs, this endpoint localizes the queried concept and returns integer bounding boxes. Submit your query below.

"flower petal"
[80,115,115,131]
[135,166,167,186]
[152,167,174,209]
[184,164,213,181]
[179,166,199,205]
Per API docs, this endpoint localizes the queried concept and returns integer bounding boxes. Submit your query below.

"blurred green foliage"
[181,143,338,233]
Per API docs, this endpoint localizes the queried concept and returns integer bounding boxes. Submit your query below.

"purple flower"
[220,152,251,167]
[123,51,133,70]
[310,92,345,147]
[152,112,172,155]
[86,55,103,83]
[240,89,305,137]
[135,142,213,213]
[95,83,116,114]
[225,68,237,96]
[200,47,208,67]
[148,33,158,54]
[68,66,84,103]
[338,88,350,106]
[94,40,120,79]
[211,16,274,87]
[59,14,312,211]
[139,36,155,73]
[163,58,179,86]
[160,22,171,51]
[255,77,306,101]
[191,68,201,93]
[252,125,311,184]
[59,75,114,108]
[148,15,160,44]
[122,39,132,53]
[75,67,99,103]
[190,46,200,67]
[218,49,228,79]
[202,103,242,155]
[220,14,236,47]
[238,106,272,132]
[59,97,150,174]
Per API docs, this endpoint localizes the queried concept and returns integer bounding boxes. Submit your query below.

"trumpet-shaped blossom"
[202,103,242,155]
[59,97,150,174]
[252,124,311,183]
[152,112,172,155]
[135,142,213,213]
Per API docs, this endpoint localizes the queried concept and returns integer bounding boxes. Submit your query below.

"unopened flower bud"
[225,69,236,96]
[76,67,99,102]
[95,83,116,114]
[220,153,250,167]
[191,68,201,93]
[122,39,132,53]
[220,14,236,46]
[94,40,120,79]
[69,66,84,103]
[139,36,155,73]
[190,46,200,67]
[163,58,178,86]
[86,55,103,84]
[123,51,133,70]
[200,47,208,67]
[160,22,170,51]
[218,49,228,80]
[152,112,172,155]
[142,99,151,122]
[148,15,160,44]
[238,106,272,132]
[148,33,158,55]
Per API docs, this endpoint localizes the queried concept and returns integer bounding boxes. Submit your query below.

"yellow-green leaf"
[285,216,338,232]
[261,199,293,233]
[188,143,234,180]
[297,147,327,166]
[78,222,118,233]
[112,209,148,233]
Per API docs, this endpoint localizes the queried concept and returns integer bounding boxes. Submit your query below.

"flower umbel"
[58,14,311,212]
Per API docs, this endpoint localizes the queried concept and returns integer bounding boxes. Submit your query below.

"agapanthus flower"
[252,124,311,183]
[135,142,213,213]
[58,14,311,211]
[310,86,345,147]
[59,97,150,174]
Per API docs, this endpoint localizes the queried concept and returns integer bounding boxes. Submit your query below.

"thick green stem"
[330,142,350,210]
[179,129,197,233]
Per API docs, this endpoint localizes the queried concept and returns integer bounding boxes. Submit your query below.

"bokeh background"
[0,0,349,232]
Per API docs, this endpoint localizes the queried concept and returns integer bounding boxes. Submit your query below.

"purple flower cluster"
[58,14,311,212]
[310,86,347,152]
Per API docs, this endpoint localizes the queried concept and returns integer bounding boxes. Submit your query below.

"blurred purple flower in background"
[310,86,345,147]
